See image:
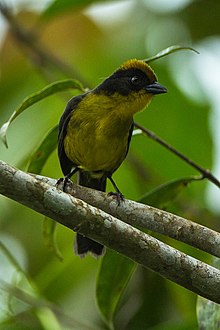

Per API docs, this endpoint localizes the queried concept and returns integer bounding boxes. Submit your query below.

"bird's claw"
[56,177,72,192]
[108,191,124,206]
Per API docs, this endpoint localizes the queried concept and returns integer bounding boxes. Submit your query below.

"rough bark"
[0,160,220,304]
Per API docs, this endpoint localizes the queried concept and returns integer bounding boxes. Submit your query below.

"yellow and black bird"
[58,59,167,257]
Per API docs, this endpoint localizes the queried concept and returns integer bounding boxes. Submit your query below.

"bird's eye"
[131,76,139,84]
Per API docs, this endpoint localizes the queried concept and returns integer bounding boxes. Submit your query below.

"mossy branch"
[0,160,220,304]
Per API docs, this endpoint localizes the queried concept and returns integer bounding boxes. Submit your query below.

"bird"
[58,59,167,258]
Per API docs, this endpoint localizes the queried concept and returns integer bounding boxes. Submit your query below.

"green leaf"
[27,126,61,260]
[96,249,136,329]
[138,176,203,207]
[28,125,58,174]
[0,79,84,147]
[35,307,62,330]
[43,217,63,262]
[144,45,199,63]
[27,125,62,261]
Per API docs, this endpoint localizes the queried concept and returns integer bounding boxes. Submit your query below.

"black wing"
[58,92,88,176]
[126,121,134,157]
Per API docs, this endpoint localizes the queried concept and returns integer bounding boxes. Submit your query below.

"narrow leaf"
[144,45,199,63]
[0,79,84,147]
[96,249,136,328]
[28,125,58,174]
[138,176,203,207]
[35,307,62,330]
[43,217,63,261]
[27,126,61,259]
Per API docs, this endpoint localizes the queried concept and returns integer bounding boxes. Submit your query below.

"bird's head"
[95,59,167,114]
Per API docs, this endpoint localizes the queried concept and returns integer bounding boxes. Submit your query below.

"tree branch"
[134,122,220,189]
[0,160,220,304]
[32,175,220,259]
[2,4,219,191]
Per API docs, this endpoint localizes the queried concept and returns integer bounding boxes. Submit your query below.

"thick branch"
[0,160,220,304]
[38,175,220,259]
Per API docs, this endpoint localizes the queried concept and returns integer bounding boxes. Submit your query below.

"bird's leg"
[108,176,124,205]
[57,167,79,192]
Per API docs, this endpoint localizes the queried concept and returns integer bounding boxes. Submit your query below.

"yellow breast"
[64,91,152,173]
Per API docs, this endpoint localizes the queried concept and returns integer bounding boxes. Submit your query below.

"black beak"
[145,82,167,95]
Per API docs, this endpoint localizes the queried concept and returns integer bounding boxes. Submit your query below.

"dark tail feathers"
[74,233,105,258]
[74,172,106,258]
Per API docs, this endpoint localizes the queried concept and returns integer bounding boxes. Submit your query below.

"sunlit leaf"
[35,307,62,330]
[96,249,136,329]
[138,176,203,207]
[43,217,63,262]
[0,79,84,147]
[144,45,199,63]
[28,125,58,174]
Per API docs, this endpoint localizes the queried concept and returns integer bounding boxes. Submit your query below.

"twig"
[134,122,220,189]
[0,160,220,304]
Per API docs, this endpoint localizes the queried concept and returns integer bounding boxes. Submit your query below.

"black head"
[95,59,167,96]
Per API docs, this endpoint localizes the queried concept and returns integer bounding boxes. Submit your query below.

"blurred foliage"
[138,175,203,207]
[0,79,84,147]
[96,250,136,329]
[0,0,220,329]
[197,258,220,330]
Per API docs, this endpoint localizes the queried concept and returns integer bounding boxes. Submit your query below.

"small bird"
[58,59,167,257]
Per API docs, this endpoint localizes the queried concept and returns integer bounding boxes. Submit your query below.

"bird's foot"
[56,177,72,192]
[108,191,124,206]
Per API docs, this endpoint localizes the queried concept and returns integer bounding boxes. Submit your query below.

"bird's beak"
[145,82,167,95]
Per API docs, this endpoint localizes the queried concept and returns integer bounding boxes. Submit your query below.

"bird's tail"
[74,171,106,258]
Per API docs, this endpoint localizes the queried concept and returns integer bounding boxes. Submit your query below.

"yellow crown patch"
[120,59,157,82]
